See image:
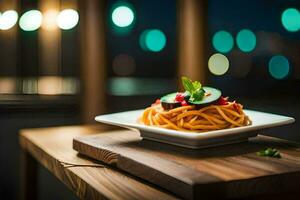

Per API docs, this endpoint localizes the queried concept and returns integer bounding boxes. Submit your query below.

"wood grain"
[73,130,300,200]
[19,125,178,200]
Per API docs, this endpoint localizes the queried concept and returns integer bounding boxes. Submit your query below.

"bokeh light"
[268,55,290,79]
[0,78,17,94]
[208,53,229,76]
[212,31,234,53]
[19,10,43,31]
[236,29,256,52]
[57,9,79,30]
[108,78,173,96]
[112,54,136,76]
[139,29,167,52]
[109,78,137,96]
[112,6,134,27]
[42,10,59,30]
[61,77,79,94]
[36,76,78,95]
[38,76,62,95]
[0,10,18,30]
[145,30,166,52]
[22,78,38,94]
[281,8,300,32]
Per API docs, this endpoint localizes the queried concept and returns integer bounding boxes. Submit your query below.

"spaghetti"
[140,101,251,132]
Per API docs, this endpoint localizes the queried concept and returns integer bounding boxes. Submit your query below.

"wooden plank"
[19,125,178,200]
[73,130,300,200]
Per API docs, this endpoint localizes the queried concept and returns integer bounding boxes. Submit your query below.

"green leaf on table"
[256,148,281,158]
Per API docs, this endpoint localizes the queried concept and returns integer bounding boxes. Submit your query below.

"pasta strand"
[139,102,251,132]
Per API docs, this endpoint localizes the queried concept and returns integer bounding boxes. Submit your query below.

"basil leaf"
[182,77,195,93]
[192,81,201,91]
[191,89,205,101]
[182,76,205,102]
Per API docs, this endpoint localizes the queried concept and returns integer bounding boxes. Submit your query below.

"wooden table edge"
[19,131,110,200]
[18,127,178,200]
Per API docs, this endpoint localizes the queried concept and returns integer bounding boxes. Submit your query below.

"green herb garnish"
[182,77,205,102]
[256,148,281,158]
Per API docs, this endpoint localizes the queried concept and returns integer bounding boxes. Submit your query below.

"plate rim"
[95,109,295,139]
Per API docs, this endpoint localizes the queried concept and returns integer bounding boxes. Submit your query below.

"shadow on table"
[122,134,298,159]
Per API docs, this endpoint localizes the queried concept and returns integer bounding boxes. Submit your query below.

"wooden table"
[19,125,178,200]
[19,125,300,200]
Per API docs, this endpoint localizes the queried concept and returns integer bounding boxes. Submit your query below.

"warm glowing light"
[212,31,234,53]
[37,76,78,94]
[0,10,18,30]
[0,78,17,93]
[281,8,300,32]
[38,76,62,95]
[57,9,79,30]
[139,29,166,52]
[268,55,290,79]
[208,53,229,76]
[42,10,59,30]
[236,29,256,52]
[112,6,134,27]
[19,10,42,31]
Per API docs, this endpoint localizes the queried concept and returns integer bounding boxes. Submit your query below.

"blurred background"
[0,0,299,199]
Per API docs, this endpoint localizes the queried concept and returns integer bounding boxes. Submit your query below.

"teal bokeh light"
[212,31,234,53]
[268,55,290,79]
[281,8,300,32]
[112,6,134,27]
[139,29,166,52]
[110,2,135,36]
[236,29,256,52]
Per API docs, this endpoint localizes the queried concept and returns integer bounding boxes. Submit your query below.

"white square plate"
[95,109,295,149]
